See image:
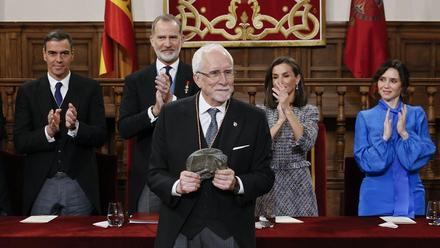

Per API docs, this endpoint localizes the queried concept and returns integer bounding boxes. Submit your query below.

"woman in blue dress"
[354,59,436,218]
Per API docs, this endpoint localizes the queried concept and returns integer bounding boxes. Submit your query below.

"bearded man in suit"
[147,43,274,248]
[118,14,199,214]
[14,30,107,215]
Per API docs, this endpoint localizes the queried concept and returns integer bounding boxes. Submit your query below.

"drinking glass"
[426,200,440,226]
[107,202,124,227]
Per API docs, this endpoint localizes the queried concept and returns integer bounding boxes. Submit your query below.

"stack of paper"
[379,216,416,224]
[20,215,58,223]
[275,216,303,223]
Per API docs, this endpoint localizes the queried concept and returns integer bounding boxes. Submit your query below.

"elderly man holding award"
[147,43,274,248]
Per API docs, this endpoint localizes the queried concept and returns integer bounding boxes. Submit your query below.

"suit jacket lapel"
[63,73,78,109]
[174,62,192,98]
[37,75,55,117]
[143,64,158,107]
[147,61,158,89]
[216,99,243,161]
[182,95,201,151]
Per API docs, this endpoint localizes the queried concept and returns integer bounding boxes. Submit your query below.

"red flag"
[99,0,138,76]
[344,0,388,78]
[99,0,138,205]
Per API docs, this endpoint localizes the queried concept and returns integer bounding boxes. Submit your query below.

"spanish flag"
[100,0,138,204]
[99,0,138,76]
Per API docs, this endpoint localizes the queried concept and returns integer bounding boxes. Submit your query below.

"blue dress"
[354,99,436,217]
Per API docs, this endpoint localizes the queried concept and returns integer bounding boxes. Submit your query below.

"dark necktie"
[164,65,174,94]
[55,82,63,107]
[205,108,219,146]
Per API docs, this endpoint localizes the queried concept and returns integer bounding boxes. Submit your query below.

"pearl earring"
[295,84,299,90]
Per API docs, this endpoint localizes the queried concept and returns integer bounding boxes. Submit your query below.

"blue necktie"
[164,66,174,94]
[55,82,63,107]
[205,108,219,146]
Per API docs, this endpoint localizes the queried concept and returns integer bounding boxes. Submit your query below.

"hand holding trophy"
[186,148,228,180]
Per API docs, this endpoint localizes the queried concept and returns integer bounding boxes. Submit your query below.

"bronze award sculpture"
[186,148,228,180]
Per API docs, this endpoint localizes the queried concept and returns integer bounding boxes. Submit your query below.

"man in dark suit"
[147,43,274,248]
[119,14,198,214]
[14,30,106,215]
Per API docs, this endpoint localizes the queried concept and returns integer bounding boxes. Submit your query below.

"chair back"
[96,152,118,214]
[343,156,364,216]
[308,122,327,216]
[0,150,24,215]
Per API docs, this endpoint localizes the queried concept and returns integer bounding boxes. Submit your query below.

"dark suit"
[0,160,9,215]
[0,97,9,215]
[0,97,6,143]
[147,95,275,248]
[119,61,198,213]
[14,73,107,215]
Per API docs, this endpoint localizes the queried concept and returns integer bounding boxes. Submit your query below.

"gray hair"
[151,14,182,35]
[192,43,234,73]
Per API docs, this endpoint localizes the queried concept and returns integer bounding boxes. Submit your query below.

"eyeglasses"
[197,69,235,80]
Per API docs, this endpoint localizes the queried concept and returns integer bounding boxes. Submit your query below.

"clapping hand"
[383,108,392,141]
[152,73,172,116]
[272,83,289,111]
[272,83,288,123]
[65,103,77,130]
[46,108,61,137]
[155,72,172,103]
[397,104,408,139]
[383,105,409,141]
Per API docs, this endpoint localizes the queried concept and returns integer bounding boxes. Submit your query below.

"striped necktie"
[205,108,219,146]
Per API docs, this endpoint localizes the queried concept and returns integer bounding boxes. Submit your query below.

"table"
[0,215,156,248]
[0,216,439,248]
[256,217,440,248]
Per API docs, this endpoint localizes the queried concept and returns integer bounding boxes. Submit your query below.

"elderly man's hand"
[212,168,236,191]
[177,170,201,194]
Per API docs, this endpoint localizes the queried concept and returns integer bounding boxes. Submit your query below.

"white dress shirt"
[155,58,179,85]
[45,71,79,141]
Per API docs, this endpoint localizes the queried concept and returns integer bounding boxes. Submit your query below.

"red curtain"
[344,0,388,78]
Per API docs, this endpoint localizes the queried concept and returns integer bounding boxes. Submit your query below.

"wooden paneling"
[1,21,440,216]
[2,22,440,79]
[0,23,102,78]
[0,29,22,77]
